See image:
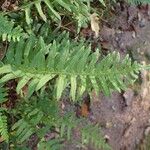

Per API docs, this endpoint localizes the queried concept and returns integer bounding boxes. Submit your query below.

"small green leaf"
[70,76,77,101]
[0,73,16,83]
[16,122,27,137]
[35,2,47,22]
[90,76,99,95]
[15,39,24,65]
[24,36,35,58]
[99,0,106,6]
[99,76,110,96]
[31,51,45,69]
[2,33,7,41]
[108,74,121,92]
[60,123,65,137]
[56,75,66,100]
[44,0,61,20]
[16,76,32,94]
[12,119,24,130]
[20,129,33,143]
[36,74,55,91]
[25,7,31,25]
[27,78,39,98]
[79,76,86,96]
[56,0,71,11]
[0,65,11,75]
[6,42,15,63]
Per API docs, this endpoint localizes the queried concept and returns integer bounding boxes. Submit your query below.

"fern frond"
[11,91,110,149]
[0,14,24,42]
[0,33,141,100]
[11,94,58,143]
[57,113,110,150]
[12,105,44,143]
[12,110,43,143]
[0,113,8,142]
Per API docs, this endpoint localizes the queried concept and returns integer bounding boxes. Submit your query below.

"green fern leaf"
[0,34,141,99]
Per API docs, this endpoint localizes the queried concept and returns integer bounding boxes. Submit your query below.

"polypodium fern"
[11,94,59,144]
[0,14,24,42]
[12,118,34,143]
[0,33,141,100]
[11,92,109,150]
[57,114,110,150]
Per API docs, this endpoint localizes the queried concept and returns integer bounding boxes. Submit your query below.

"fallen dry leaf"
[0,136,4,143]
[90,13,100,38]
